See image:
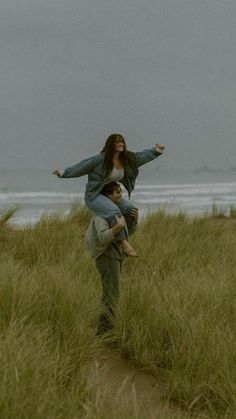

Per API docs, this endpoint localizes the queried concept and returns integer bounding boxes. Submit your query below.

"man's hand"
[155,144,165,152]
[112,215,126,235]
[130,208,139,221]
[115,215,126,228]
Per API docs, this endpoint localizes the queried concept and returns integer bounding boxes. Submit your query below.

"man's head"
[101,182,122,205]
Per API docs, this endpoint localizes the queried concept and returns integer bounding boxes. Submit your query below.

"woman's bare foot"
[122,240,138,257]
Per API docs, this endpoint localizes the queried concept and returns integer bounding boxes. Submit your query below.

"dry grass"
[0,206,235,418]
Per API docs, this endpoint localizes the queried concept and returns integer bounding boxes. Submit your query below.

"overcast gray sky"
[1,0,236,170]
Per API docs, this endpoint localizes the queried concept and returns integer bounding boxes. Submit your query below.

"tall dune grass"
[114,211,236,417]
[0,206,236,418]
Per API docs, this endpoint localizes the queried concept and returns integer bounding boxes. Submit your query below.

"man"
[85,182,138,335]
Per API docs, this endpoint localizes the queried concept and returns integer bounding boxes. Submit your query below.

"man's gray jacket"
[85,215,136,260]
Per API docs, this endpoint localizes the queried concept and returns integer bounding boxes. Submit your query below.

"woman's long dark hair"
[101,133,138,176]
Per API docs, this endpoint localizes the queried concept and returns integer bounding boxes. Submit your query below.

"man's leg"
[95,254,121,334]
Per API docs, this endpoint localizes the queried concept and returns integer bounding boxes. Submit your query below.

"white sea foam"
[134,182,236,190]
[0,192,84,205]
[1,181,236,225]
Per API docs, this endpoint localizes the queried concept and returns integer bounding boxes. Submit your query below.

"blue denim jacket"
[62,147,162,200]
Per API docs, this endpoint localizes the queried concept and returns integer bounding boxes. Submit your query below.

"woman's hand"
[155,144,165,152]
[52,169,60,177]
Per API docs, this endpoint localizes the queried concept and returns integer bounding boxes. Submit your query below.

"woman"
[53,133,165,256]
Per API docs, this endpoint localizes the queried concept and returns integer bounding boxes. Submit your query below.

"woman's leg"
[118,197,138,233]
[118,198,138,255]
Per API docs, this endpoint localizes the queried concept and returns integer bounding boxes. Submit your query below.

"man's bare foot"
[122,241,138,257]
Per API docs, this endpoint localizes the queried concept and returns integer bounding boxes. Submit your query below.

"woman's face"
[113,137,125,153]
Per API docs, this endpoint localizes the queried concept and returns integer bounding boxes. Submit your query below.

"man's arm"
[94,215,126,246]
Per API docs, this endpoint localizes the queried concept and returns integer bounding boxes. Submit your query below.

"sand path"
[88,349,206,418]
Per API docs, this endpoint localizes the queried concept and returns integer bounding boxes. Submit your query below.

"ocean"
[0,169,236,226]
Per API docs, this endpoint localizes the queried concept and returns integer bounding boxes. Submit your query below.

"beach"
[1,168,236,225]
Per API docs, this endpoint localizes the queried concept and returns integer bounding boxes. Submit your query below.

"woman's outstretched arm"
[52,153,103,178]
[134,144,165,168]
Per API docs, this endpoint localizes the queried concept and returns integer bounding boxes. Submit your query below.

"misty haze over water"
[1,0,236,171]
[0,1,236,223]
